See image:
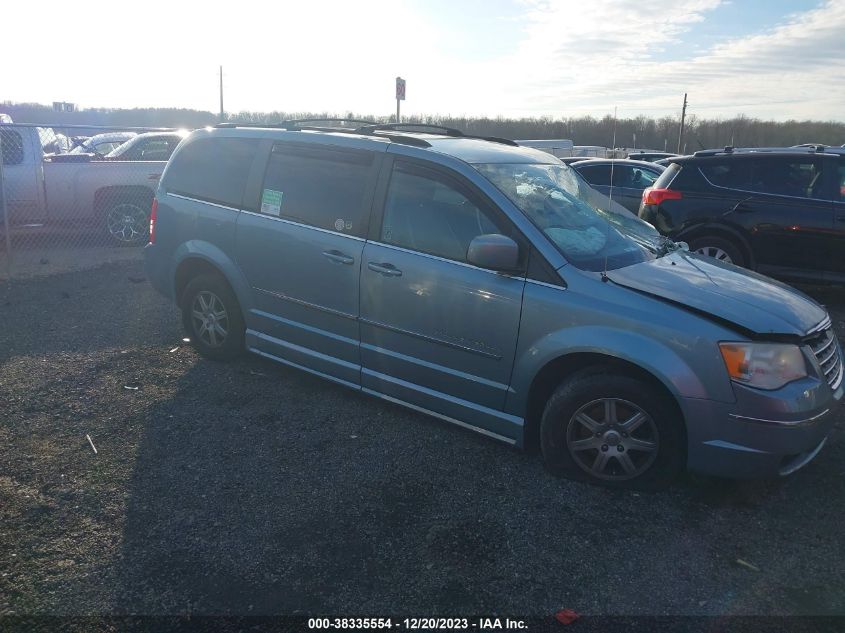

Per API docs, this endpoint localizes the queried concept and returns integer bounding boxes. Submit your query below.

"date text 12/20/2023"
[307,617,529,630]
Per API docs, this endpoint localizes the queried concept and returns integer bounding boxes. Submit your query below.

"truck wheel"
[540,371,684,490]
[181,274,245,361]
[688,236,745,268]
[104,195,151,245]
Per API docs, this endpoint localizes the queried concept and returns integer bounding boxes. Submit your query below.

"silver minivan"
[144,122,843,488]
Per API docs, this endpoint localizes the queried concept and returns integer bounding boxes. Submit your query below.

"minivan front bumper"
[682,375,843,478]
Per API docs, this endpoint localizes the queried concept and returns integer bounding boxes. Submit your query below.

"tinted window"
[576,164,613,186]
[699,159,753,189]
[1,129,24,165]
[838,160,845,202]
[261,144,374,237]
[747,157,823,199]
[613,166,660,188]
[381,162,505,263]
[164,136,259,208]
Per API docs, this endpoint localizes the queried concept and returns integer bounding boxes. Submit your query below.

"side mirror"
[467,234,520,272]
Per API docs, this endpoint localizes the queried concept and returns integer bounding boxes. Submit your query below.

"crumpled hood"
[609,251,827,336]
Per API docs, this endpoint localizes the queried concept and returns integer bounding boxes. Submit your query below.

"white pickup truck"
[1,125,173,244]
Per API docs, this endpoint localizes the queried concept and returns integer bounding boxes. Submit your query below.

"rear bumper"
[682,375,843,478]
[143,243,174,301]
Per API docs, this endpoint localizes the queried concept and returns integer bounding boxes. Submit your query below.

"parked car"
[626,150,679,162]
[0,125,169,243]
[639,146,845,283]
[570,159,665,213]
[106,131,188,161]
[145,123,842,488]
[69,132,137,156]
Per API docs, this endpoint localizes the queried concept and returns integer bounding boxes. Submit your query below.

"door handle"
[367,262,402,277]
[836,215,845,223]
[322,250,354,265]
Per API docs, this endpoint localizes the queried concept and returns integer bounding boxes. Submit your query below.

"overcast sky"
[4,0,844,120]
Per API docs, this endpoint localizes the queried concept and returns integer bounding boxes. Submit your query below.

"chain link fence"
[0,123,190,281]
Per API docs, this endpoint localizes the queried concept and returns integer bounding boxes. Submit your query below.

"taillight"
[642,187,683,206]
[149,198,158,244]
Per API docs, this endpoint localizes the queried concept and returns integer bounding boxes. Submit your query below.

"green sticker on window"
[261,189,283,216]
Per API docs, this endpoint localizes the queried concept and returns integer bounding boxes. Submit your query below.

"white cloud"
[477,0,845,120]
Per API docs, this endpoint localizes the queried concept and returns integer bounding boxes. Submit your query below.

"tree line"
[3,101,844,149]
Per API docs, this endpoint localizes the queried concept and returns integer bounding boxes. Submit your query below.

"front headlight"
[719,342,807,390]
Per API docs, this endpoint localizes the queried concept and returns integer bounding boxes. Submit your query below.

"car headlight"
[719,342,807,390]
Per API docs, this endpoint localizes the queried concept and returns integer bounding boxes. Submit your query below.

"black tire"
[180,274,245,361]
[688,235,745,268]
[540,371,684,490]
[103,194,152,246]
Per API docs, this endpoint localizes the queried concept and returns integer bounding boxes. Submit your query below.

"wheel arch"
[520,351,689,459]
[171,241,252,313]
[93,185,155,214]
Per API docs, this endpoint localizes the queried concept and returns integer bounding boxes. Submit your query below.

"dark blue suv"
[639,146,845,283]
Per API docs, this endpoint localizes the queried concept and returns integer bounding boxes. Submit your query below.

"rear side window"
[576,164,612,186]
[747,157,824,199]
[613,166,660,188]
[164,137,259,208]
[260,144,374,237]
[1,129,24,165]
[838,160,845,202]
[699,159,752,189]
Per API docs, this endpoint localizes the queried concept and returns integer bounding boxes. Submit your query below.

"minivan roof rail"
[358,123,464,137]
[213,120,518,149]
[215,118,379,130]
[357,123,519,147]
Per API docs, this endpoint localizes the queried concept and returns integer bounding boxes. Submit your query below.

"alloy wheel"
[191,291,230,348]
[107,203,148,243]
[695,245,733,263]
[566,398,660,481]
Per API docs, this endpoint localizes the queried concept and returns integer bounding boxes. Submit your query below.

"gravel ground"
[1,260,844,621]
[0,229,142,280]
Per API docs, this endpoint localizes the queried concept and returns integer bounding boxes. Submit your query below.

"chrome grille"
[806,326,843,390]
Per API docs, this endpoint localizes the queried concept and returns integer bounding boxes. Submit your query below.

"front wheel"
[540,371,684,489]
[181,274,245,361]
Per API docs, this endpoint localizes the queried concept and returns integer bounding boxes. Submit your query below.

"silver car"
[144,122,843,488]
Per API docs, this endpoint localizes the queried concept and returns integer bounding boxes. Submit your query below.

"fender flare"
[170,240,252,311]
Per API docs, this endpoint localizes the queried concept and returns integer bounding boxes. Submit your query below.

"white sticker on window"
[261,189,283,216]
[334,218,345,231]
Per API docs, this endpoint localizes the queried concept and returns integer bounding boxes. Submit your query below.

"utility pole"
[219,66,225,122]
[677,92,687,153]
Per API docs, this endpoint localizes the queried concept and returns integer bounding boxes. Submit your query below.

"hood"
[609,251,827,336]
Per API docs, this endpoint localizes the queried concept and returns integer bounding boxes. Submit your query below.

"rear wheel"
[181,274,245,361]
[540,371,684,489]
[104,195,151,245]
[688,235,745,267]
